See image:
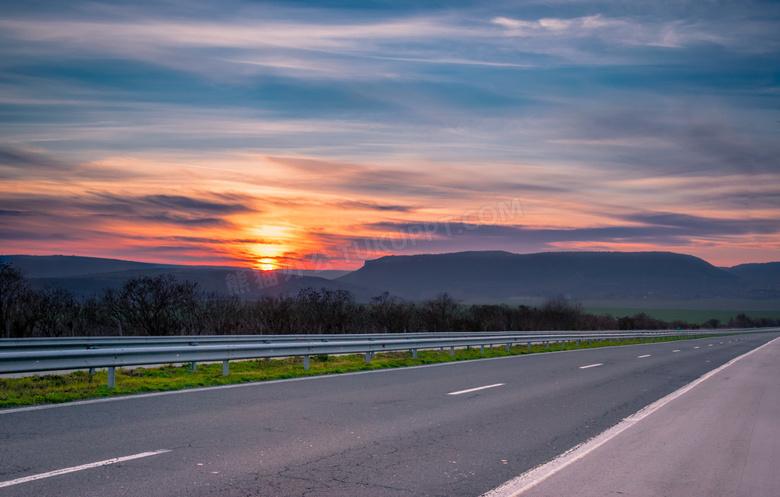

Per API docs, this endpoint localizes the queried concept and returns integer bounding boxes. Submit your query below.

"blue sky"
[1,0,779,267]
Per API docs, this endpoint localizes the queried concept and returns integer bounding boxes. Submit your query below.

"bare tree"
[0,264,33,338]
[104,275,199,336]
[421,293,459,332]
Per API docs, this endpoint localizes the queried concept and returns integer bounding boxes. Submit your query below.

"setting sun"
[256,257,278,271]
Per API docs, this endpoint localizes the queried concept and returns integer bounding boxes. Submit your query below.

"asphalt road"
[519,333,780,497]
[1,332,777,497]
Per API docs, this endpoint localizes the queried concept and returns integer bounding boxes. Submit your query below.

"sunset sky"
[1,1,779,270]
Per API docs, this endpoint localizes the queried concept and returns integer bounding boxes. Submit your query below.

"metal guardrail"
[0,329,736,350]
[1,328,775,388]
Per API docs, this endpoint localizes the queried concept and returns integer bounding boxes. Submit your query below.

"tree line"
[1,263,776,337]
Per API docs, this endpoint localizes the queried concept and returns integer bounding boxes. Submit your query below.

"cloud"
[95,193,255,216]
[491,14,734,49]
[1,2,780,267]
[359,211,780,250]
[0,146,80,180]
[0,191,259,231]
[617,211,780,236]
[0,146,64,170]
[336,200,416,212]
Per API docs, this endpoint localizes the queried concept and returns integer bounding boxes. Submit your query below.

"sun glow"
[248,224,296,270]
[256,257,278,271]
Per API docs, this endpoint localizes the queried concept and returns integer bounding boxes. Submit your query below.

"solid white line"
[0,450,171,489]
[579,363,603,369]
[447,383,505,396]
[480,336,780,497]
[637,354,651,358]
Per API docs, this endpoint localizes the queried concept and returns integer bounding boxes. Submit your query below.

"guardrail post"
[449,346,455,357]
[480,344,485,355]
[527,342,532,352]
[222,360,230,376]
[107,367,116,389]
[303,355,310,370]
[505,343,511,353]
[364,352,372,363]
[190,361,197,373]
[411,348,418,359]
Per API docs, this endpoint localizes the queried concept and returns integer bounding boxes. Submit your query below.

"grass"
[586,307,780,323]
[0,335,714,408]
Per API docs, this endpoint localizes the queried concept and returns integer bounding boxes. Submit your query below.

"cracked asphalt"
[1,331,777,497]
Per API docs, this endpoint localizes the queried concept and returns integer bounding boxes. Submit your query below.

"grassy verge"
[0,335,713,408]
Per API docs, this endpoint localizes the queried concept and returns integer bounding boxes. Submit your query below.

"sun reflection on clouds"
[247,224,297,270]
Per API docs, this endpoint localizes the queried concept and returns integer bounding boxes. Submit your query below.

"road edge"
[480,335,780,497]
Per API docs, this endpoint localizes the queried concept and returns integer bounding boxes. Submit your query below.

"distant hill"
[0,254,174,278]
[727,262,780,297]
[0,255,366,299]
[3,252,779,303]
[337,251,776,301]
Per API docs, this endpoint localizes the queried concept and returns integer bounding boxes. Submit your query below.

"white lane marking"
[579,363,603,369]
[672,349,681,353]
[709,344,714,346]
[637,354,651,358]
[447,383,505,396]
[0,450,171,489]
[694,346,700,349]
[2,334,759,416]
[480,336,780,497]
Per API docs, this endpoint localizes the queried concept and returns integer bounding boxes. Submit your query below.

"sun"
[256,257,278,271]
[248,224,296,271]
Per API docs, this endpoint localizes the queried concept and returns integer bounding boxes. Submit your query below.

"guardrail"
[1,328,774,388]
[0,329,735,350]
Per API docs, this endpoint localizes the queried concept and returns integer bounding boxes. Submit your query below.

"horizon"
[1,1,779,269]
[3,248,777,272]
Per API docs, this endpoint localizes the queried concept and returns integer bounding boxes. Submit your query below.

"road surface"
[1,332,777,497]
[515,333,780,497]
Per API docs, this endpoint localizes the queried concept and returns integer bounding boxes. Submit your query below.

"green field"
[586,307,780,323]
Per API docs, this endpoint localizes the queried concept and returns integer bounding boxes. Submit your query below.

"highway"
[1,331,777,497]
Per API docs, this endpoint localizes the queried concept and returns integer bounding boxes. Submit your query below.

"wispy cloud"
[491,14,721,48]
[1,1,779,266]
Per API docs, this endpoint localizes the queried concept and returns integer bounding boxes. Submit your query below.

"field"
[586,307,780,323]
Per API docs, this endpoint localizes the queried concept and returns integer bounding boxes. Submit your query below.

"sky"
[0,0,779,270]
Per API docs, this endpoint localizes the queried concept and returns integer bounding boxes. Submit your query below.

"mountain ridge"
[2,251,779,303]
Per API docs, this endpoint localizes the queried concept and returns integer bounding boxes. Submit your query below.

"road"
[0,332,777,497]
[510,333,780,497]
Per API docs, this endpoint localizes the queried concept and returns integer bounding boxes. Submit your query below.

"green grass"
[0,335,714,408]
[586,307,780,323]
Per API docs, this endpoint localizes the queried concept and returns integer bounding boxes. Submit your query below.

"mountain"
[3,252,779,303]
[0,255,367,299]
[0,254,175,278]
[727,262,780,298]
[337,251,772,301]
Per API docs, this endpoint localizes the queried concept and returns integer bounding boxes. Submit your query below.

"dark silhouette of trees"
[369,293,416,332]
[1,263,776,337]
[421,293,459,332]
[103,275,199,335]
[0,263,31,338]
